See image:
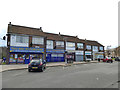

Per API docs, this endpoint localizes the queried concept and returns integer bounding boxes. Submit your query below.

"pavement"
[0,61,98,72]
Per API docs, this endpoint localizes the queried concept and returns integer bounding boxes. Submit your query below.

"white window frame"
[93,46,98,51]
[46,40,53,49]
[16,35,29,43]
[32,36,44,45]
[10,34,29,47]
[56,41,64,47]
[99,46,103,51]
[66,42,75,50]
[77,43,83,49]
[86,45,91,50]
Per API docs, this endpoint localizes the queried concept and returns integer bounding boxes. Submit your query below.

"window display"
[18,54,25,63]
[10,54,17,63]
[30,54,43,59]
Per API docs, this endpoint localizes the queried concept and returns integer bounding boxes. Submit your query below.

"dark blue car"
[28,58,46,72]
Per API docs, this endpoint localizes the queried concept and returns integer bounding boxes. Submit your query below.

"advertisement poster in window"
[9,54,17,63]
[18,54,25,63]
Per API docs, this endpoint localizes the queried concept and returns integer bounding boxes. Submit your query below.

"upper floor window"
[46,40,53,49]
[16,35,29,43]
[56,41,64,47]
[10,34,29,47]
[66,42,75,50]
[93,46,98,51]
[99,46,103,51]
[77,43,83,49]
[86,45,91,50]
[32,36,44,45]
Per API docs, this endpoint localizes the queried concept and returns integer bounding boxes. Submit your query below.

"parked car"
[28,58,46,72]
[102,57,113,63]
[115,57,120,61]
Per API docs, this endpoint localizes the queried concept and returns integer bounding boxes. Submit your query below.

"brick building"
[105,46,120,58]
[6,23,105,64]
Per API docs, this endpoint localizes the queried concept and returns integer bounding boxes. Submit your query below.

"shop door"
[51,54,57,62]
[25,54,30,64]
[46,54,51,62]
[80,55,83,61]
[57,54,64,62]
[76,55,80,62]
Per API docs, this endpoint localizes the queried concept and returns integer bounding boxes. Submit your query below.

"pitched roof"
[7,24,104,46]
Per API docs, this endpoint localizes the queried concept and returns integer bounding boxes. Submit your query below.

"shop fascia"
[66,50,84,55]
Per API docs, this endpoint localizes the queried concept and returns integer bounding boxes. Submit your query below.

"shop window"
[57,54,64,57]
[10,54,17,63]
[51,54,57,57]
[86,55,92,58]
[56,41,64,47]
[18,54,25,63]
[77,43,83,49]
[26,54,29,59]
[30,54,43,60]
[32,36,44,45]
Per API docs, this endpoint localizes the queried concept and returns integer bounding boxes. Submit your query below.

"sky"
[0,0,119,50]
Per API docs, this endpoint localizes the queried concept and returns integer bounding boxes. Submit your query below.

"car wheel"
[41,67,44,72]
[28,69,31,72]
[111,60,113,63]
[44,66,46,69]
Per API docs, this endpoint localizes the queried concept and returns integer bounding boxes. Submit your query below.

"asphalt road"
[2,62,119,88]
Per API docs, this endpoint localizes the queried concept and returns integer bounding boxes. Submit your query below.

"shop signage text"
[46,49,65,53]
[10,46,44,53]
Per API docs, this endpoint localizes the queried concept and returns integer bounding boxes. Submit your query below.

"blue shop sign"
[46,49,65,53]
[10,46,44,53]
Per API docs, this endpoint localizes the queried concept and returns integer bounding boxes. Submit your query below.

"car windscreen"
[30,60,40,64]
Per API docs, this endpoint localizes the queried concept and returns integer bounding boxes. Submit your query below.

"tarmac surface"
[2,61,119,88]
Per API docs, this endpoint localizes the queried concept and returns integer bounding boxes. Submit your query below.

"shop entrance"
[25,54,30,64]
[46,53,65,62]
[46,54,51,62]
[9,53,43,64]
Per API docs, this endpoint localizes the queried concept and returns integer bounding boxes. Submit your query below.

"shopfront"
[93,52,104,60]
[46,49,65,62]
[85,51,92,60]
[9,46,44,64]
[75,51,84,62]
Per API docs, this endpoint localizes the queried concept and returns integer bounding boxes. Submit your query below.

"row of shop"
[9,46,104,64]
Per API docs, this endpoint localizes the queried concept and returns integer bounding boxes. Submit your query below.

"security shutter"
[76,55,83,62]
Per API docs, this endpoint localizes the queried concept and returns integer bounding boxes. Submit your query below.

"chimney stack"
[40,27,43,32]
[9,22,11,25]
